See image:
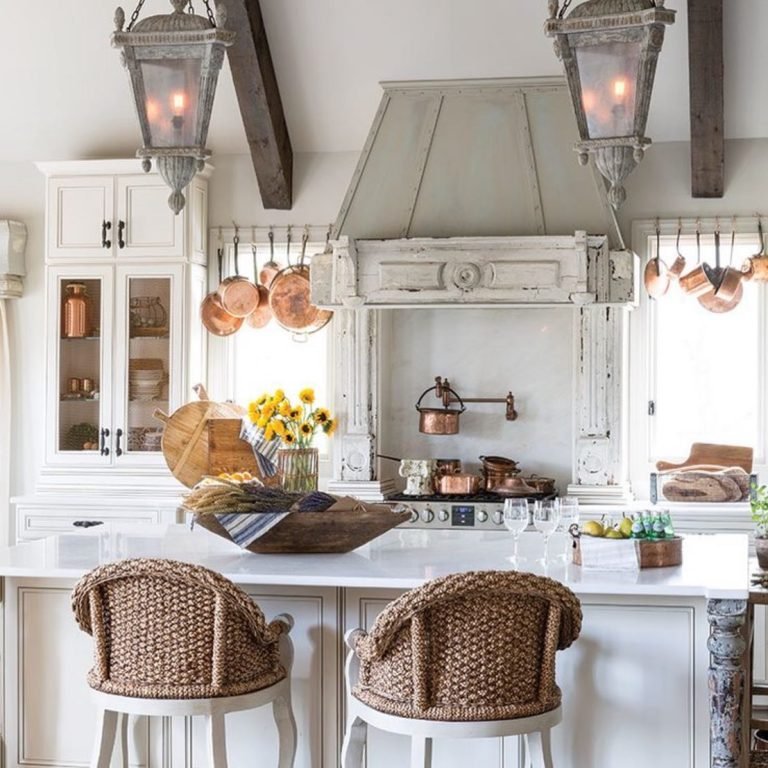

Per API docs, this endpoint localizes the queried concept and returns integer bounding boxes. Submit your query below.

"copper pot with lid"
[479,454,520,491]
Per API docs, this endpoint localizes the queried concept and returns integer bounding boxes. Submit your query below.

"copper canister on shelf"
[63,283,89,338]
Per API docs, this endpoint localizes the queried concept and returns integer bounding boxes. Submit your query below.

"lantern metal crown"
[545,0,675,209]
[112,0,235,213]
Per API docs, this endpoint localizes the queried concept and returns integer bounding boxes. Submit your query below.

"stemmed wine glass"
[557,496,580,563]
[534,499,561,566]
[503,498,529,567]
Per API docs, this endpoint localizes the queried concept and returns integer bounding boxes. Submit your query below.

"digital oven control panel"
[391,500,507,530]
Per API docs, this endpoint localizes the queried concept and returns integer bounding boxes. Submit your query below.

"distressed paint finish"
[707,599,747,768]
[569,304,631,501]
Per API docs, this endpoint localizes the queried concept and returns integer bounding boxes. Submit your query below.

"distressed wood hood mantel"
[312,77,636,309]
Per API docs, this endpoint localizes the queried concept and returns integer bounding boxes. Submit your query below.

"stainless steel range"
[388,491,554,530]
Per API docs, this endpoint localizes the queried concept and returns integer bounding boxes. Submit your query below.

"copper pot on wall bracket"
[415,382,465,435]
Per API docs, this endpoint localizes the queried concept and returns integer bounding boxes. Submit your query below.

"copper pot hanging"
[415,383,465,435]
[643,226,670,298]
[742,220,768,282]
[259,227,282,289]
[246,241,273,329]
[218,232,261,318]
[200,248,243,336]
[698,229,743,313]
[679,229,719,298]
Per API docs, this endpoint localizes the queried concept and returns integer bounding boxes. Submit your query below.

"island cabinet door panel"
[345,592,707,768]
[185,586,340,768]
[3,579,157,768]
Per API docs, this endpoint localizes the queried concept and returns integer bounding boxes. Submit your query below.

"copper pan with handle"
[268,228,333,334]
[742,219,768,282]
[246,237,273,329]
[643,224,670,298]
[698,228,743,313]
[259,226,282,289]
[200,247,243,336]
[217,232,261,318]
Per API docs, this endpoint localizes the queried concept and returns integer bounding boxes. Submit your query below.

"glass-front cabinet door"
[113,264,183,466]
[47,266,113,466]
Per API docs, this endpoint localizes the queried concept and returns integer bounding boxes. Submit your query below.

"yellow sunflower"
[273,388,285,402]
[299,388,315,405]
[289,406,302,419]
[264,424,276,441]
[257,415,269,430]
[248,402,261,423]
[262,402,276,419]
[323,419,337,436]
[314,407,330,424]
[271,419,286,437]
[256,393,269,406]
[282,432,296,445]
[299,421,313,437]
[278,400,292,417]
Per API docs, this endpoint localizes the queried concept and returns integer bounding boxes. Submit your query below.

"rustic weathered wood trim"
[688,0,724,198]
[225,0,293,210]
[514,91,546,235]
[707,598,747,768]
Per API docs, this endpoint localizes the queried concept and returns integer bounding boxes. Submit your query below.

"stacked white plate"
[129,366,165,402]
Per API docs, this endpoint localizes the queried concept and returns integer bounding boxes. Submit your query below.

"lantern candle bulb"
[171,92,186,131]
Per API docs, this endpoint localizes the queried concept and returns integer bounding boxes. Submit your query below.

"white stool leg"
[117,712,129,768]
[90,709,118,768]
[410,736,433,768]
[341,714,367,768]
[272,692,297,768]
[205,713,228,768]
[526,729,554,768]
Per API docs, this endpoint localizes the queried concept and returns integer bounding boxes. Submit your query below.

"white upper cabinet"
[40,160,202,262]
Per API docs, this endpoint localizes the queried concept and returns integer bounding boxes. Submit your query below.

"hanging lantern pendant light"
[545,0,675,209]
[112,0,235,213]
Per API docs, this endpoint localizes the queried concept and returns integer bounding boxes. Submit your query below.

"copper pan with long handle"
[259,226,282,288]
[218,232,261,318]
[200,248,243,336]
[268,229,333,333]
[643,225,670,298]
[698,228,743,313]
[742,219,768,282]
[246,240,273,329]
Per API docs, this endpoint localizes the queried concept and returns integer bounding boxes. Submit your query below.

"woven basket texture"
[352,570,582,721]
[71,558,287,699]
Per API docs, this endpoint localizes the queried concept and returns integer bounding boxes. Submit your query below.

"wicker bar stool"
[71,558,296,768]
[341,570,582,768]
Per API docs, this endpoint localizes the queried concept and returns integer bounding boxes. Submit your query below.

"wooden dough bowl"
[572,536,683,568]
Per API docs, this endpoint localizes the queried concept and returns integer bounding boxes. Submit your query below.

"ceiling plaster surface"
[0,1,762,164]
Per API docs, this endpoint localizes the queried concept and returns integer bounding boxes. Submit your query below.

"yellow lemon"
[604,528,624,539]
[618,516,633,538]
[581,520,604,537]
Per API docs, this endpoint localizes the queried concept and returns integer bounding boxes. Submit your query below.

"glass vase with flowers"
[248,388,335,492]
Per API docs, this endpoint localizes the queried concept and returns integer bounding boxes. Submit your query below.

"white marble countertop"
[0,524,749,599]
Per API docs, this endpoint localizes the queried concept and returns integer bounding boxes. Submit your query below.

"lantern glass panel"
[139,58,202,147]
[575,40,642,139]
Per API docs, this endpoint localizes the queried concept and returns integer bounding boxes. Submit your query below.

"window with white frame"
[213,229,333,456]
[629,220,767,495]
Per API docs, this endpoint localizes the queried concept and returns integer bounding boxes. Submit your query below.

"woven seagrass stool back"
[350,570,582,721]
[71,558,288,699]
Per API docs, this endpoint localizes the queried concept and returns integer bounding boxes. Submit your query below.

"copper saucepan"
[415,383,466,435]
[218,233,261,318]
[742,219,768,283]
[260,227,282,289]
[246,241,273,329]
[698,229,743,313]
[200,248,243,336]
[434,471,482,495]
[668,223,687,280]
[679,228,719,298]
[643,226,670,298]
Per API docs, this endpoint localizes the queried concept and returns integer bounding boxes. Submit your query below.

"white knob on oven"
[477,509,488,523]
[438,508,449,522]
[421,506,435,524]
[492,508,504,526]
[409,508,419,523]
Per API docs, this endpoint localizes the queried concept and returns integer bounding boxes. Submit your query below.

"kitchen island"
[0,524,750,768]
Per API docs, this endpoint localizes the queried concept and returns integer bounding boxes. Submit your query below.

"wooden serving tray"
[572,536,682,568]
[194,500,410,554]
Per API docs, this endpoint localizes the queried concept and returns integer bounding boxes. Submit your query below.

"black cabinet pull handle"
[100,427,110,456]
[115,428,123,457]
[117,220,125,249]
[101,220,112,249]
[73,520,104,528]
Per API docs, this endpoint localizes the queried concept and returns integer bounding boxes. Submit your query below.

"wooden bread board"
[573,536,682,568]
[655,443,753,473]
[207,419,279,486]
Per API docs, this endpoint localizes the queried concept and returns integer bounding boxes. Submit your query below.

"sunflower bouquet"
[247,388,336,449]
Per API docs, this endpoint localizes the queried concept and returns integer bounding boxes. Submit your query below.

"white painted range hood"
[312,77,636,309]
[319,78,636,504]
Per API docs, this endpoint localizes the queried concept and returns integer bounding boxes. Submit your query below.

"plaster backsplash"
[378,307,575,490]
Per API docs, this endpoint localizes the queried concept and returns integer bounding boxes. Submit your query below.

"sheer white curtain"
[0,301,10,545]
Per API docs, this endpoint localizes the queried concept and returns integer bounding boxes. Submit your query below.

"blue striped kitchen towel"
[240,418,280,477]
[215,510,289,547]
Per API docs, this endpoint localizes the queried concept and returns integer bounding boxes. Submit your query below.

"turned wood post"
[708,599,748,768]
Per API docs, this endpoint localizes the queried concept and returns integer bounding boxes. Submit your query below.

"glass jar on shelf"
[129,296,168,337]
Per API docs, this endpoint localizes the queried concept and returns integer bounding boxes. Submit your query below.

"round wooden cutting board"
[154,390,245,488]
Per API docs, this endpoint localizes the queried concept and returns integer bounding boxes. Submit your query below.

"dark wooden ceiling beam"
[225,0,293,209]
[688,0,724,198]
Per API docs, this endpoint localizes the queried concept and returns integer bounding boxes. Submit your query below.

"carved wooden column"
[567,303,632,503]
[326,308,394,501]
[707,599,748,768]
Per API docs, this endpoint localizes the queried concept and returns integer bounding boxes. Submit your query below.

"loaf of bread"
[661,468,749,503]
